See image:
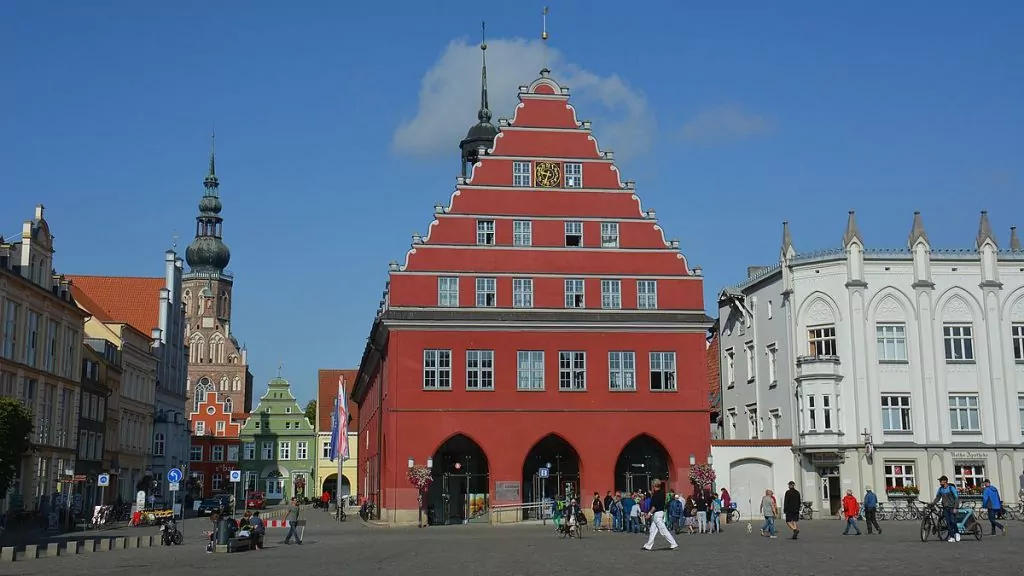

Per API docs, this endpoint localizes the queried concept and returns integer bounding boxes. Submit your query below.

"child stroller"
[558,509,584,539]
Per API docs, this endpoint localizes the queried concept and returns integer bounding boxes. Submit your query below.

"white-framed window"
[876,324,908,362]
[949,394,980,431]
[955,464,985,489]
[438,277,459,307]
[297,441,308,460]
[746,405,759,439]
[564,162,582,188]
[212,445,224,461]
[650,352,677,391]
[1018,395,1024,434]
[279,441,291,460]
[806,394,817,432]
[725,349,735,386]
[808,326,838,356]
[767,300,773,319]
[513,161,531,187]
[212,474,223,492]
[153,433,165,456]
[564,221,583,247]
[243,442,255,460]
[423,349,452,390]
[943,324,974,361]
[476,220,495,245]
[517,351,544,391]
[513,220,532,246]
[744,342,755,382]
[466,350,495,390]
[194,421,206,435]
[558,351,586,391]
[190,446,203,461]
[513,278,533,308]
[822,394,834,431]
[216,421,226,435]
[266,479,284,499]
[322,440,331,459]
[601,280,621,309]
[227,445,239,461]
[637,280,657,309]
[564,279,585,308]
[726,409,737,439]
[1011,324,1024,361]
[769,409,781,439]
[261,441,273,460]
[883,462,916,491]
[600,222,619,248]
[881,395,912,432]
[475,277,496,307]
[608,351,636,391]
[766,344,778,385]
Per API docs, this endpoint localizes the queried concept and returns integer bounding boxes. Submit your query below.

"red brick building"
[187,392,242,499]
[353,58,711,525]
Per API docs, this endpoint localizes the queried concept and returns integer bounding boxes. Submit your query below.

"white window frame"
[725,349,735,386]
[1011,324,1024,362]
[822,394,834,431]
[227,445,239,461]
[564,279,585,308]
[297,441,308,460]
[476,220,495,245]
[558,351,586,391]
[194,421,205,435]
[769,409,781,439]
[261,441,273,459]
[600,279,621,309]
[744,342,755,382]
[279,441,291,460]
[243,442,255,460]
[746,405,759,439]
[513,220,532,246]
[766,344,778,386]
[876,324,908,362]
[322,440,331,459]
[600,222,619,248]
[726,409,738,439]
[475,277,496,307]
[808,325,838,356]
[153,433,165,456]
[649,351,677,391]
[190,446,203,461]
[266,479,284,499]
[806,394,817,432]
[949,394,980,432]
[564,221,583,247]
[423,349,452,390]
[1018,394,1024,435]
[881,395,912,432]
[943,324,974,362]
[637,280,657,309]
[564,162,582,188]
[212,473,223,492]
[512,278,533,308]
[212,445,224,461]
[608,351,636,391]
[517,351,544,391]
[513,161,531,187]
[466,350,495,390]
[438,277,459,307]
[955,464,985,489]
[883,462,916,491]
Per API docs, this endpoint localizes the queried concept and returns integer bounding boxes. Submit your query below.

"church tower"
[182,137,254,419]
[459,23,500,176]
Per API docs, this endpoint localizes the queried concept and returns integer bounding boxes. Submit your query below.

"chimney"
[34,204,45,221]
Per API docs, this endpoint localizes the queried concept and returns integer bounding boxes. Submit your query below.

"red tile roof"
[317,369,359,433]
[67,275,165,335]
[706,331,721,414]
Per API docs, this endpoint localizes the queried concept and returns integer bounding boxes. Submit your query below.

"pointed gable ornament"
[780,220,794,260]
[843,210,864,247]
[1011,226,1021,252]
[907,211,928,248]
[976,210,997,250]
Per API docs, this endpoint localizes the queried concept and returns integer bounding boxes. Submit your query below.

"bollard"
[68,541,81,555]
[126,537,137,549]
[82,539,96,553]
[148,535,156,547]
[46,542,59,557]
[24,544,39,560]
[1,547,14,562]
[98,538,111,551]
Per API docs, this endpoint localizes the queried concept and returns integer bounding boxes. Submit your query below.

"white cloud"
[679,105,773,145]
[393,37,654,160]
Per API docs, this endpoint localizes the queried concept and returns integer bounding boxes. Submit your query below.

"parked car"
[245,492,266,510]
[197,494,233,517]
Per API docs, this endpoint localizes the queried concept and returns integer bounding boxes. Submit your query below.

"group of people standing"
[587,486,732,536]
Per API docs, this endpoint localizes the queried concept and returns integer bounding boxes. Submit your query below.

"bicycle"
[799,501,813,520]
[919,502,948,542]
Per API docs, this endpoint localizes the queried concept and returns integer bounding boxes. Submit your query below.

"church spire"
[478,22,491,124]
[186,136,231,274]
[204,131,219,192]
[459,22,500,176]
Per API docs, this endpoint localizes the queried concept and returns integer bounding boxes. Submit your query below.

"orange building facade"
[186,393,242,500]
[353,65,712,525]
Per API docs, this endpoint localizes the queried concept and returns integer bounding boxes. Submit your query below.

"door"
[828,477,841,516]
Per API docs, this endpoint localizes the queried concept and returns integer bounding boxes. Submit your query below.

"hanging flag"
[338,375,350,462]
[328,381,341,463]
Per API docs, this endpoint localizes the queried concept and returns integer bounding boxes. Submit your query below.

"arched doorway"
[322,473,338,497]
[341,475,351,498]
[615,434,671,494]
[426,434,489,526]
[521,434,581,516]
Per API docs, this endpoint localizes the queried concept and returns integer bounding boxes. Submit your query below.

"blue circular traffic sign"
[167,468,183,484]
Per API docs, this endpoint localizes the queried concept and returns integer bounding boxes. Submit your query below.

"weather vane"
[481,21,486,50]
[278,361,283,377]
[542,7,549,69]
[172,230,178,250]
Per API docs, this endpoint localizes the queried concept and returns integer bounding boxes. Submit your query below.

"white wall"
[712,444,795,520]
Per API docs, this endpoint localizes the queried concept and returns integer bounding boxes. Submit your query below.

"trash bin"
[217,517,232,545]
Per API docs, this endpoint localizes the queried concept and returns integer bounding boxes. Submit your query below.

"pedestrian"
[641,479,678,551]
[841,489,862,535]
[759,490,778,538]
[783,481,801,539]
[863,487,882,535]
[695,489,708,534]
[250,510,265,550]
[591,492,604,531]
[981,479,1006,536]
[710,492,722,533]
[932,475,960,543]
[628,492,641,533]
[668,494,682,533]
[610,493,624,532]
[284,497,303,545]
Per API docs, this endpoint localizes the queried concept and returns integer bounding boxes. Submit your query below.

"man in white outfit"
[642,479,678,551]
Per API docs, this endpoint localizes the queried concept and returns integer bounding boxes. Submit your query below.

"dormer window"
[565,221,583,247]
[476,220,495,245]
[513,161,531,187]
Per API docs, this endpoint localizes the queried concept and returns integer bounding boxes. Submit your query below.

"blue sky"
[3,1,1022,404]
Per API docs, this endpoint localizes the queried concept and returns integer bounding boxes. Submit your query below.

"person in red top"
[321,490,331,507]
[841,489,862,535]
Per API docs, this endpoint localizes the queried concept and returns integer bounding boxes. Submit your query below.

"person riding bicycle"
[933,475,960,543]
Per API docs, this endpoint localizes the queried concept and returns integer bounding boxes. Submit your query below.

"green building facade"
[239,376,316,505]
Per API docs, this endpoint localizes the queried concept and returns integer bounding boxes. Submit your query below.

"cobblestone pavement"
[5,516,1017,576]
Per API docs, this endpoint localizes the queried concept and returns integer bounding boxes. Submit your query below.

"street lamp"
[707,455,714,466]
[688,454,696,466]
[64,466,75,531]
[407,458,414,468]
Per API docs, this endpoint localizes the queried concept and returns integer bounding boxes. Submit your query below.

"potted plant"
[407,466,433,527]
[688,463,716,491]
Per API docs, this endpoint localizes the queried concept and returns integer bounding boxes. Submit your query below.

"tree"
[304,399,317,428]
[0,397,34,498]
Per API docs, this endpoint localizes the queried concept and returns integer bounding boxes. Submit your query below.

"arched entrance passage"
[322,473,338,497]
[340,475,352,498]
[426,434,490,526]
[521,434,581,508]
[615,434,671,495]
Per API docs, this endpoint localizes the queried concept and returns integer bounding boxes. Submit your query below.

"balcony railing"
[795,354,842,380]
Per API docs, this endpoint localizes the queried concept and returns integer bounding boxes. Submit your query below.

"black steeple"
[185,133,232,274]
[459,22,500,176]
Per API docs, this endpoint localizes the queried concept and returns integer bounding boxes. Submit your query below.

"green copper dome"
[186,236,230,272]
[185,137,230,273]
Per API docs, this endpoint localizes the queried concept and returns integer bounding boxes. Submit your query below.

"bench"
[214,537,252,553]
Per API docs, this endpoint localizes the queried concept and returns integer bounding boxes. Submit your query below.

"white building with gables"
[717,211,1024,516]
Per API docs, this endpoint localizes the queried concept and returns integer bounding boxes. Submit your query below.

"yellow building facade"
[315,430,358,500]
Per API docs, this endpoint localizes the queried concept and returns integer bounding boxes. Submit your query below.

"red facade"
[353,70,712,525]
[187,394,242,499]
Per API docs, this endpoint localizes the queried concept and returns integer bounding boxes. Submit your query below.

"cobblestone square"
[5,514,1018,576]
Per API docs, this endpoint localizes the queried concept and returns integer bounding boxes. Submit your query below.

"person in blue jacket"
[981,479,1006,536]
[932,475,960,543]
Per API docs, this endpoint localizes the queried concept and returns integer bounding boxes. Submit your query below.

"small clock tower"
[459,24,499,176]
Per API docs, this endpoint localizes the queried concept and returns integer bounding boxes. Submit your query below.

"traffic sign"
[229,470,241,483]
[169,482,180,492]
[538,467,549,479]
[97,473,110,487]
[167,467,183,484]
